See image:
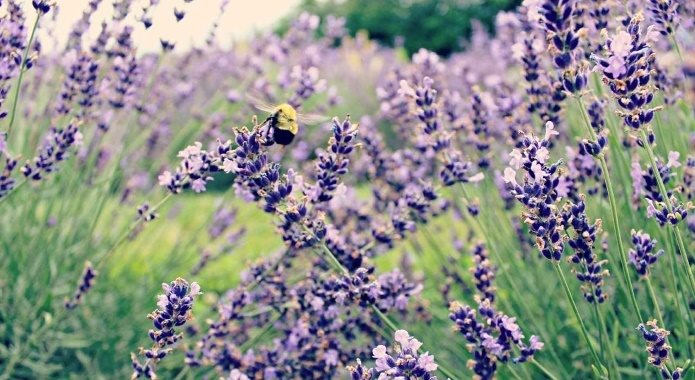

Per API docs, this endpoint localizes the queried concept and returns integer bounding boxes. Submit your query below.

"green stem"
[594,302,621,380]
[532,359,559,380]
[669,33,684,64]
[552,262,604,373]
[6,13,40,138]
[239,311,284,351]
[638,129,695,299]
[94,192,174,271]
[172,367,189,380]
[576,97,644,323]
[0,178,27,205]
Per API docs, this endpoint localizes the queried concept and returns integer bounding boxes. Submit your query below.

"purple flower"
[647,0,680,36]
[637,320,682,379]
[629,230,664,276]
[131,278,201,379]
[54,50,100,119]
[561,197,609,303]
[31,0,54,13]
[305,116,358,204]
[64,261,97,309]
[471,243,496,303]
[21,123,83,181]
[591,15,660,134]
[449,299,542,379]
[503,122,565,261]
[350,329,438,379]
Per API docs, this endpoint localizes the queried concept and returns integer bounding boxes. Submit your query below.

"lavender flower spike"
[64,261,97,309]
[628,230,664,277]
[637,320,683,379]
[306,116,358,203]
[131,278,201,379]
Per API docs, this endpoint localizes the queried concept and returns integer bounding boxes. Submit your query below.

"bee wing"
[245,93,277,113]
[296,112,329,124]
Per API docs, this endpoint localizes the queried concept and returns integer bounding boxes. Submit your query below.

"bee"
[249,96,326,146]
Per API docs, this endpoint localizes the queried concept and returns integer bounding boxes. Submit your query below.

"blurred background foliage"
[279,0,522,56]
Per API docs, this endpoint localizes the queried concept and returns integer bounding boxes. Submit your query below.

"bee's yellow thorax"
[274,103,299,134]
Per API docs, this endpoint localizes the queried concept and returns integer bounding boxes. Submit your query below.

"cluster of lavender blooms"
[170,113,437,378]
[217,116,360,248]
[629,230,665,276]
[637,320,683,379]
[514,2,562,128]
[0,135,17,197]
[0,2,28,120]
[158,141,227,194]
[349,330,438,380]
[539,0,587,95]
[504,121,610,303]
[647,0,680,36]
[591,14,660,137]
[305,116,358,203]
[20,123,83,181]
[561,197,608,303]
[131,278,201,379]
[470,243,495,303]
[185,264,423,378]
[631,151,693,226]
[449,301,544,379]
[54,51,99,119]
[579,98,608,158]
[136,203,157,222]
[396,76,483,214]
[444,231,543,379]
[503,121,565,261]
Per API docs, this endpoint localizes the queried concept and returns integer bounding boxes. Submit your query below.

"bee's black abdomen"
[273,128,295,145]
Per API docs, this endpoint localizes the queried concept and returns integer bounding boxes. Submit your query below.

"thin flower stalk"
[639,129,695,299]
[575,96,644,323]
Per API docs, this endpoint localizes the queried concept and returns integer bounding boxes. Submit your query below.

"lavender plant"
[1,1,694,380]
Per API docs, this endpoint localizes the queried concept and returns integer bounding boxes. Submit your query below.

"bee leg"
[259,118,275,146]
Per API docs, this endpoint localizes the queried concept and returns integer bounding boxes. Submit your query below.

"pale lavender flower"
[350,329,437,379]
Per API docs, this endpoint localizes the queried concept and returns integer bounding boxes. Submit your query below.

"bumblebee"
[250,96,326,146]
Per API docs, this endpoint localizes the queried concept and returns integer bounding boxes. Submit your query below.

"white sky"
[10,0,302,52]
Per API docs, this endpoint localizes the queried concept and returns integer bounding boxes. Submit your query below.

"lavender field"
[1,0,695,379]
